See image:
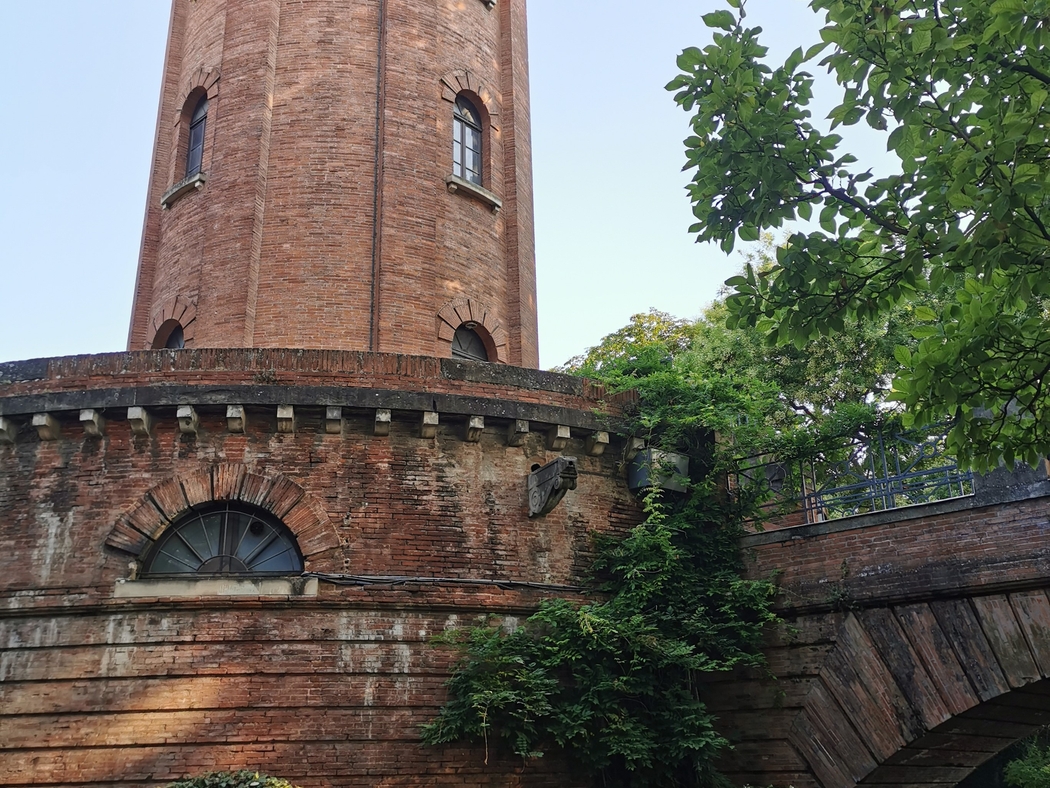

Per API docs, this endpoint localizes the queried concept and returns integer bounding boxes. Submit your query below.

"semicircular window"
[452,325,488,362]
[143,503,303,577]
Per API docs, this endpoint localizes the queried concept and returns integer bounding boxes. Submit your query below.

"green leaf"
[818,204,837,233]
[701,10,735,31]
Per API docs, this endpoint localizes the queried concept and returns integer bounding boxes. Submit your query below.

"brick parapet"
[743,486,1050,614]
[0,349,633,413]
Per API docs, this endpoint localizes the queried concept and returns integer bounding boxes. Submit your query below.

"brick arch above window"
[148,294,197,350]
[440,70,500,130]
[437,297,507,363]
[181,66,220,111]
[105,464,339,566]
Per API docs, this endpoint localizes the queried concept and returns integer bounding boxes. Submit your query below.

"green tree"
[1006,733,1050,788]
[556,309,702,383]
[668,0,1050,470]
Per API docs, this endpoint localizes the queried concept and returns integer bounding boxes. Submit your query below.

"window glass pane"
[452,328,488,361]
[455,98,480,127]
[453,120,462,144]
[154,539,202,573]
[187,148,203,177]
[164,325,185,349]
[250,542,298,572]
[179,517,217,561]
[186,110,206,177]
[191,97,209,124]
[223,510,248,556]
[235,520,277,565]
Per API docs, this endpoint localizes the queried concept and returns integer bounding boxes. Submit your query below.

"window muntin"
[143,503,303,577]
[453,97,482,185]
[452,325,488,362]
[186,96,209,178]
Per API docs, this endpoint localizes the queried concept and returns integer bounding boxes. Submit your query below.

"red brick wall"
[744,495,1050,611]
[0,351,640,786]
[128,0,539,367]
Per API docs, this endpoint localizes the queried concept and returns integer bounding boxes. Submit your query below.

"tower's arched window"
[452,324,488,362]
[142,502,303,577]
[186,95,209,178]
[151,319,186,350]
[453,96,482,185]
[164,325,185,349]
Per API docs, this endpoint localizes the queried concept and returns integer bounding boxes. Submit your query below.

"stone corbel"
[527,456,578,518]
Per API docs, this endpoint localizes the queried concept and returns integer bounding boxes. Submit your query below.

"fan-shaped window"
[186,95,209,178]
[143,503,303,577]
[453,96,482,185]
[452,324,488,362]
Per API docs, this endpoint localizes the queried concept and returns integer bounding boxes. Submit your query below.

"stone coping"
[2,583,587,617]
[0,349,633,410]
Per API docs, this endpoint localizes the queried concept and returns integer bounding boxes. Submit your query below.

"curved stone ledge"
[0,383,621,433]
[114,576,319,599]
[0,349,635,409]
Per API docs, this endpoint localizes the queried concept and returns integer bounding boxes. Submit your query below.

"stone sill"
[445,174,502,213]
[114,575,318,598]
[161,172,207,209]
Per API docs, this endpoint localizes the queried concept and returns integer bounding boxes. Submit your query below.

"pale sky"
[0,1,843,369]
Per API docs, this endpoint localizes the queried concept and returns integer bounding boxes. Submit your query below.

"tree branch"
[993,56,1050,87]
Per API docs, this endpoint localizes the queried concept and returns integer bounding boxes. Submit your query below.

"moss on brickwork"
[166,772,299,788]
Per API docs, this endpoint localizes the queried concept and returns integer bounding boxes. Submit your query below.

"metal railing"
[738,426,975,524]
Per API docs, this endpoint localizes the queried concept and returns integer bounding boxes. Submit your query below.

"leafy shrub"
[165,771,300,788]
[1007,736,1050,788]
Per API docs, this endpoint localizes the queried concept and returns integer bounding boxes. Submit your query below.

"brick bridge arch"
[790,595,1050,788]
[717,464,1050,788]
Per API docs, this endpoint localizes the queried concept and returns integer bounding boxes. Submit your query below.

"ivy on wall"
[422,339,783,787]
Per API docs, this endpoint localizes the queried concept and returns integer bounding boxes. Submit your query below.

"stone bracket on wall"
[527,456,578,518]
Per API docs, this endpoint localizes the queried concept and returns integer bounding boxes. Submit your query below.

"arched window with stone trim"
[142,502,303,577]
[185,94,209,178]
[453,96,483,185]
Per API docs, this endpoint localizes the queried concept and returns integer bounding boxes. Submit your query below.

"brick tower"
[128,0,538,367]
[0,2,644,785]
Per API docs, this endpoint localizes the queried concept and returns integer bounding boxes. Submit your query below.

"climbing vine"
[421,275,926,784]
[421,333,788,787]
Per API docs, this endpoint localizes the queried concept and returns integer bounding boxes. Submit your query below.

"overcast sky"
[0,1,845,369]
